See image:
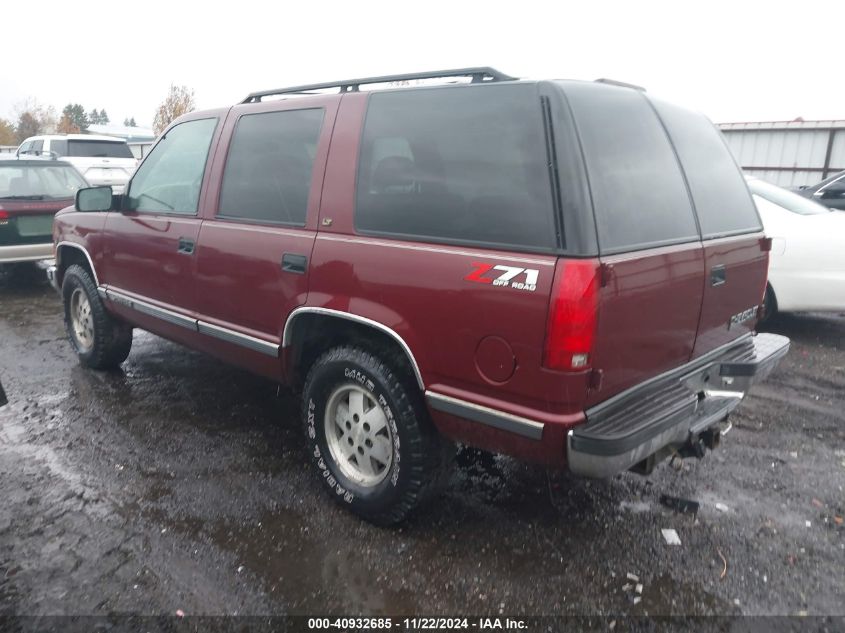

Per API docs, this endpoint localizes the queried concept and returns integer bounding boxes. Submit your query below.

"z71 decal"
[464,262,539,292]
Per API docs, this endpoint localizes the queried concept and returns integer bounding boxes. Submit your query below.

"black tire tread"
[62,264,132,369]
[303,344,450,525]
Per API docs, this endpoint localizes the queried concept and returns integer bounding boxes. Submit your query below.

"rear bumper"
[0,242,53,264]
[567,332,790,478]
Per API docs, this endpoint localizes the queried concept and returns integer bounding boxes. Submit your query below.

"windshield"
[0,164,88,200]
[67,140,134,159]
[748,179,831,215]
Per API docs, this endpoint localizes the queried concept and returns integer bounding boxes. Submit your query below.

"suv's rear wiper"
[0,195,47,200]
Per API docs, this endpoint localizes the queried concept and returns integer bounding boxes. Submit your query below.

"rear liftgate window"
[650,98,762,238]
[67,140,134,159]
[355,84,558,251]
[563,83,699,253]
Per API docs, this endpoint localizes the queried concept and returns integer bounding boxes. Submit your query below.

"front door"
[101,116,221,313]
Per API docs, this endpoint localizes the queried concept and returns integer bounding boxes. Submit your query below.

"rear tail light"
[0,210,8,225]
[543,259,601,371]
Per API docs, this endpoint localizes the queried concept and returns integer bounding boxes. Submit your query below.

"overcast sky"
[2,0,842,129]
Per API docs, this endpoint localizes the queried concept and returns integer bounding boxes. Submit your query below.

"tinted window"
[218,108,323,225]
[50,139,68,156]
[651,98,762,238]
[355,84,557,251]
[68,140,134,159]
[563,83,699,253]
[0,164,87,199]
[30,140,43,154]
[126,118,217,214]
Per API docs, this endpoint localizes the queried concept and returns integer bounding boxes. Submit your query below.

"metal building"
[718,120,845,188]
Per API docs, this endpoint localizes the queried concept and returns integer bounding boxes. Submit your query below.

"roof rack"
[241,67,517,103]
[594,78,646,91]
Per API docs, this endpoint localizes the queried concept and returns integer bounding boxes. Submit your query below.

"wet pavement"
[0,264,843,618]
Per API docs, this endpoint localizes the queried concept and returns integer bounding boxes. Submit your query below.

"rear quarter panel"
[308,92,588,464]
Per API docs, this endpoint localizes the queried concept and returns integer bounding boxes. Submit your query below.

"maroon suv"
[48,68,790,524]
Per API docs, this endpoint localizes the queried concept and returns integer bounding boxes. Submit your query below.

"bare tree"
[153,85,195,135]
[13,99,57,142]
[15,112,41,142]
[0,118,16,145]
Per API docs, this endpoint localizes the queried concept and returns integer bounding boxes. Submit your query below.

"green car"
[0,157,88,265]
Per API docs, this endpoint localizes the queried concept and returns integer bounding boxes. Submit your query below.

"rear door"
[560,82,706,404]
[649,98,768,357]
[192,97,338,346]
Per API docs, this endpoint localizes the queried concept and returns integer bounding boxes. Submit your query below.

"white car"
[17,134,137,194]
[747,177,845,318]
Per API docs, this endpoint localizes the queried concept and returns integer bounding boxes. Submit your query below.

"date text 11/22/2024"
[307,618,529,630]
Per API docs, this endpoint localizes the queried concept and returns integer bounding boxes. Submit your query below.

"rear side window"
[50,139,68,156]
[355,84,557,251]
[67,140,134,159]
[218,108,324,226]
[651,98,762,238]
[563,83,699,253]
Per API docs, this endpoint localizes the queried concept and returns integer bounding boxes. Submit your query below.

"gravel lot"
[1,265,843,619]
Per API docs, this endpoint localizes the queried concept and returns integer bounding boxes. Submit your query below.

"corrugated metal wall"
[718,121,845,187]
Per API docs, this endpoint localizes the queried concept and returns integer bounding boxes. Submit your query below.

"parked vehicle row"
[17,134,136,193]
[47,68,790,524]
[748,177,845,319]
[794,169,845,211]
[0,156,88,264]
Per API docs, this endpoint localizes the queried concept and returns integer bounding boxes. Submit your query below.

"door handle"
[177,237,195,255]
[282,253,307,274]
[710,264,726,286]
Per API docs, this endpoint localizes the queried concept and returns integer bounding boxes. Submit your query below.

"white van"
[17,134,137,194]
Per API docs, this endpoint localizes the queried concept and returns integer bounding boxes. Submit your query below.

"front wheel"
[302,346,448,525]
[62,264,133,369]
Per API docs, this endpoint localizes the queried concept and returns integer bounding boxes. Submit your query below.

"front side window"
[218,108,324,225]
[355,84,558,251]
[125,118,217,214]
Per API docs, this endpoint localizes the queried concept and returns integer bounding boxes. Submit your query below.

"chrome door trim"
[425,391,545,440]
[102,287,280,357]
[197,321,279,357]
[105,288,198,331]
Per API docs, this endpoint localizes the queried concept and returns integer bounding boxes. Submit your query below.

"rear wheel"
[760,284,777,323]
[302,345,449,525]
[62,264,133,369]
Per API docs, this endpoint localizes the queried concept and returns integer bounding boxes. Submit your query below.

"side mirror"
[76,186,113,212]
